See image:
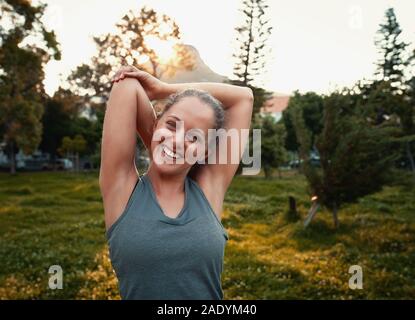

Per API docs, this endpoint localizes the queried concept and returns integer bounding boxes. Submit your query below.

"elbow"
[98,168,107,193]
[98,172,105,193]
[244,87,254,109]
[245,87,254,102]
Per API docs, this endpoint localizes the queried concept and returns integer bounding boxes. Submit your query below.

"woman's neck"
[145,164,187,196]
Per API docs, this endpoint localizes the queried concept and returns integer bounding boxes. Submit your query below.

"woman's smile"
[162,144,183,160]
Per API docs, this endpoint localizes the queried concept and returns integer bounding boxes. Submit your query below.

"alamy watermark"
[152,120,261,175]
[48,265,63,290]
[348,265,363,290]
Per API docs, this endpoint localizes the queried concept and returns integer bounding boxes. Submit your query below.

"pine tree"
[406,74,415,173]
[375,7,415,174]
[232,0,273,88]
[230,0,273,120]
[374,7,411,94]
[293,91,398,228]
[357,8,415,175]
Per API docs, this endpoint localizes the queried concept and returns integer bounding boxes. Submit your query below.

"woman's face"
[150,96,216,176]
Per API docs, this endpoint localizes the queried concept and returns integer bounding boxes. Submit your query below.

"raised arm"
[114,69,254,218]
[162,82,254,191]
[99,78,156,230]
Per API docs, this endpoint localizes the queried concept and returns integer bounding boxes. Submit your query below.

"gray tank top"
[106,173,229,300]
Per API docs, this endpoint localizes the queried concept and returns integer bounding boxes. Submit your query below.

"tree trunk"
[332,203,339,229]
[289,196,297,213]
[405,141,415,179]
[286,196,300,222]
[9,141,16,175]
[304,201,320,228]
[264,166,271,179]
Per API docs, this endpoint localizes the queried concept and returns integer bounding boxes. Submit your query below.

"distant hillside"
[153,44,291,119]
[158,44,228,83]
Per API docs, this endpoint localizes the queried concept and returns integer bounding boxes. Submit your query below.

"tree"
[355,7,415,175]
[293,91,398,228]
[67,5,195,113]
[374,7,412,94]
[255,114,287,178]
[0,0,60,174]
[229,0,274,174]
[362,80,415,175]
[406,74,415,173]
[58,134,87,172]
[40,88,83,161]
[282,92,324,153]
[232,0,273,88]
[65,6,195,168]
[282,107,299,153]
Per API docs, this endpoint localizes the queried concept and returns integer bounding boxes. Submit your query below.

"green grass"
[0,170,414,299]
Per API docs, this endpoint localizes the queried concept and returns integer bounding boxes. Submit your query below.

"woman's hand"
[111,66,167,101]
[111,65,137,82]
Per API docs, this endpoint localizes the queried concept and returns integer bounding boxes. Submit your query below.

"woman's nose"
[168,135,185,157]
[173,124,186,152]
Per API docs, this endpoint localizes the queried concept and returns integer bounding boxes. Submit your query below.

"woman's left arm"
[162,82,253,112]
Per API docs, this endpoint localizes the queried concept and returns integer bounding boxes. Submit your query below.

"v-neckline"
[143,174,189,224]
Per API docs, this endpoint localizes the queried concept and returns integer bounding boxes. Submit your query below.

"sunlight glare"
[144,35,176,63]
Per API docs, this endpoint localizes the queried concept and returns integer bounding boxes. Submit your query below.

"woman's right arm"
[99,78,156,230]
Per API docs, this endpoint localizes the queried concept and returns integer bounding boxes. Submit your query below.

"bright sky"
[41,0,415,96]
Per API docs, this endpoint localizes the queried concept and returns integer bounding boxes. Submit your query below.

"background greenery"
[1,1,414,300]
[1,170,414,299]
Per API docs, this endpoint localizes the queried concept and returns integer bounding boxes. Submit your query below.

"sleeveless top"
[106,173,229,300]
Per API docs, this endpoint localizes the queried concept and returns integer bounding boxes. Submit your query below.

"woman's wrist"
[158,82,176,99]
[155,82,175,100]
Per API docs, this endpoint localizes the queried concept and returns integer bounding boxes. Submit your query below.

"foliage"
[291,91,399,227]
[374,7,413,94]
[58,135,87,156]
[0,0,61,174]
[66,5,194,108]
[231,0,273,88]
[254,114,287,178]
[64,6,195,166]
[39,88,82,158]
[282,91,324,152]
[353,7,415,173]
[0,172,414,299]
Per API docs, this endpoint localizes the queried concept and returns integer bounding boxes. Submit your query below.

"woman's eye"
[166,121,176,129]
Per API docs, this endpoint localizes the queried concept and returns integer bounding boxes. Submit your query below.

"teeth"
[163,145,180,159]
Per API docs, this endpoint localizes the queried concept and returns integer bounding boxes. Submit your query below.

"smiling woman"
[99,66,253,300]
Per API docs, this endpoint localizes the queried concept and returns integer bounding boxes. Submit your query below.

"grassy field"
[0,170,414,299]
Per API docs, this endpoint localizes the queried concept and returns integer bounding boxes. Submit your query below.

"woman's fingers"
[112,73,127,82]
[123,72,141,79]
[110,66,147,83]
[111,72,121,82]
[111,66,136,82]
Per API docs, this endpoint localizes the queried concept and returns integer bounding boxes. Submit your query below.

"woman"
[99,66,254,300]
